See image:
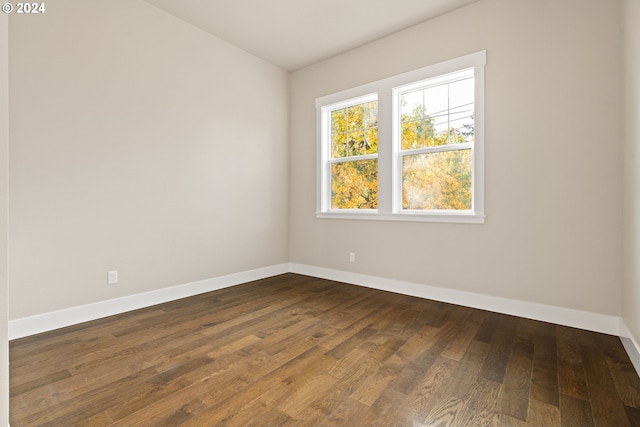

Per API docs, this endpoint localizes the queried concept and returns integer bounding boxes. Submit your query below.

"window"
[317,51,485,223]
[395,69,475,212]
[328,95,378,210]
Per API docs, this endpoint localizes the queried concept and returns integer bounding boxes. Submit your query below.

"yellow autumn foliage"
[329,91,473,211]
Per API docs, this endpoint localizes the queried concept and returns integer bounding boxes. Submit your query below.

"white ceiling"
[143,0,479,71]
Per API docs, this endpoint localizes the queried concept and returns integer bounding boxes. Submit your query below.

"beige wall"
[289,0,624,315]
[624,0,640,344]
[1,10,8,427]
[8,0,289,319]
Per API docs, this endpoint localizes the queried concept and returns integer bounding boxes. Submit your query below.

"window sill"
[316,211,486,224]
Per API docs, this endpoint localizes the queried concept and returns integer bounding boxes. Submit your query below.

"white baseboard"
[7,262,627,344]
[289,263,622,336]
[8,264,289,340]
[620,320,640,376]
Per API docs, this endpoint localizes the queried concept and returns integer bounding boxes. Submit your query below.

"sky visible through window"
[400,74,474,146]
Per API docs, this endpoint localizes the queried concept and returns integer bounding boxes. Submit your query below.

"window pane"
[401,120,425,150]
[366,127,378,154]
[348,130,366,156]
[332,159,378,209]
[331,100,378,158]
[364,101,378,128]
[400,78,475,148]
[449,78,474,111]
[331,133,346,158]
[402,150,472,210]
[331,108,347,134]
[364,102,378,155]
[449,77,474,143]
[424,84,449,137]
[400,91,423,121]
[347,104,364,131]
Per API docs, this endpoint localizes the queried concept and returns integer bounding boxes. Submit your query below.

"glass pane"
[330,100,378,158]
[449,77,474,143]
[347,104,364,131]
[423,119,440,148]
[402,150,472,210]
[348,130,366,156]
[364,101,378,128]
[331,108,347,134]
[331,159,378,209]
[400,91,423,122]
[365,127,378,154]
[424,85,449,137]
[331,133,346,158]
[449,77,474,111]
[449,108,474,143]
[401,120,424,150]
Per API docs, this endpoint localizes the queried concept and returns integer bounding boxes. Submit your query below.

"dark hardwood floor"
[9,273,640,426]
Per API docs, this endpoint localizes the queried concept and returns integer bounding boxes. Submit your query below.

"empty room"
[2,0,640,425]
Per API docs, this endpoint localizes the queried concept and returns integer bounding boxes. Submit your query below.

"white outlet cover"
[108,270,118,284]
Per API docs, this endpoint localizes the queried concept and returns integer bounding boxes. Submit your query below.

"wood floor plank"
[18,366,162,427]
[530,330,560,407]
[395,323,439,362]
[390,335,448,395]
[480,330,514,384]
[625,405,640,426]
[9,273,640,426]
[581,344,631,426]
[443,339,491,401]
[182,344,332,426]
[286,349,379,425]
[421,396,466,426]
[606,347,640,409]
[246,407,292,427]
[494,413,529,426]
[9,368,72,398]
[407,355,457,417]
[321,397,375,426]
[277,372,339,417]
[366,388,416,427]
[557,326,590,401]
[474,312,500,344]
[17,334,186,415]
[111,396,208,427]
[497,335,534,421]
[350,354,404,406]
[527,398,561,427]
[216,381,293,427]
[454,377,501,427]
[440,314,481,361]
[419,339,490,424]
[559,393,595,427]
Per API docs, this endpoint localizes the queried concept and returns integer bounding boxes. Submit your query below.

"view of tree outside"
[403,150,472,210]
[331,159,378,209]
[327,71,475,211]
[330,101,378,209]
[400,75,474,210]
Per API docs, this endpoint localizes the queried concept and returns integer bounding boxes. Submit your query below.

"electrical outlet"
[349,252,356,263]
[108,270,118,285]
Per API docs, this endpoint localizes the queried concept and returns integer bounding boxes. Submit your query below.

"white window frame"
[318,93,379,213]
[316,50,486,224]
